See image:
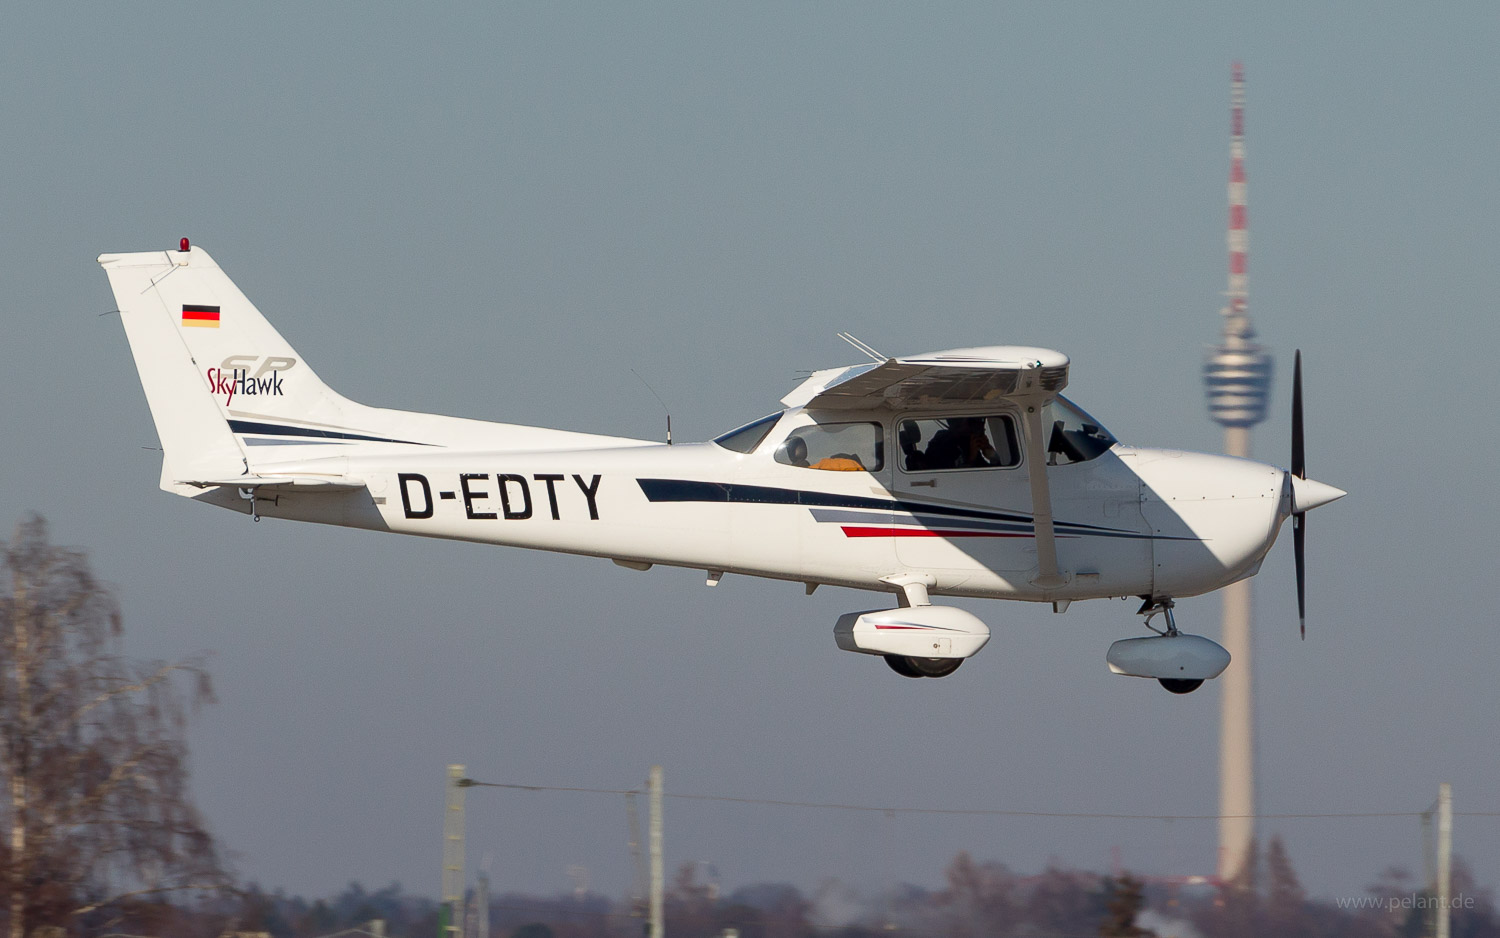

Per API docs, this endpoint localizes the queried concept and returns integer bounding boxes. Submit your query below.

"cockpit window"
[713,412,781,454]
[1045,396,1117,465]
[775,422,884,472]
[898,415,1020,471]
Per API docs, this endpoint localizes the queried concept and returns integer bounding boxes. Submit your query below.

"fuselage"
[196,404,1292,605]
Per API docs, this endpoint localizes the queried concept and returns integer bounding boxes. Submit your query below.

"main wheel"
[910,657,963,678]
[885,655,964,678]
[1159,678,1204,694]
[884,654,925,678]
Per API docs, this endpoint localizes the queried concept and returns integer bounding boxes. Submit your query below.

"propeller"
[1285,351,1346,639]
[1291,350,1306,639]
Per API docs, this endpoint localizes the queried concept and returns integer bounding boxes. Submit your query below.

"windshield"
[1044,396,1116,465]
[713,412,781,453]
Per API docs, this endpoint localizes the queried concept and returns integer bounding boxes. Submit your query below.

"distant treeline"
[78,837,1500,938]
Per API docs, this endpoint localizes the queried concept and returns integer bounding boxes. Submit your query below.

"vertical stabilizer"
[98,244,354,490]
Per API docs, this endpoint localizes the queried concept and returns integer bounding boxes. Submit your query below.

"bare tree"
[0,516,228,937]
[1098,874,1156,937]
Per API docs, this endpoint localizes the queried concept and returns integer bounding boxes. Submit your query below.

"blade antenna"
[836,332,887,363]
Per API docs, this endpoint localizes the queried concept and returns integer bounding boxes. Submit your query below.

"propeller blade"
[1292,348,1307,639]
[1291,349,1305,479]
[1294,512,1306,640]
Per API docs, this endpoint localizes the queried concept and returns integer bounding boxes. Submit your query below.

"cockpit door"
[892,411,1035,576]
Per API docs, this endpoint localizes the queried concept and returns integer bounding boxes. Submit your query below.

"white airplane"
[100,240,1345,692]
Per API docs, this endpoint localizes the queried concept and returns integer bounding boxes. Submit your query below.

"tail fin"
[99,244,363,491]
[102,243,648,495]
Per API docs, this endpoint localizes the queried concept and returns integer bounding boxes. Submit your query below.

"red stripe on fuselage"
[839,526,1031,538]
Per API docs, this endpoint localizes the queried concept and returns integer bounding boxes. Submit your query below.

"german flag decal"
[182,304,221,328]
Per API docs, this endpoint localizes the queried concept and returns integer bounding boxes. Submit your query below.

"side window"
[897,415,1020,471]
[774,422,884,472]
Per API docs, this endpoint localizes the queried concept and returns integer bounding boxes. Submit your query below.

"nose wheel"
[1158,677,1204,694]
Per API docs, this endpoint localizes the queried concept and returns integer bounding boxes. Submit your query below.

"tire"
[884,654,925,678]
[908,656,964,678]
[1159,678,1204,694]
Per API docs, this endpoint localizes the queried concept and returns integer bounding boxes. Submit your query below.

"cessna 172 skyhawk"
[100,241,1345,692]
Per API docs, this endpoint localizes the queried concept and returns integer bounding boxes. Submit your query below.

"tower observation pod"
[1204,334,1273,429]
[1205,63,1273,430]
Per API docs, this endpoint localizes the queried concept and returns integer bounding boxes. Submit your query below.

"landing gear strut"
[1137,598,1204,694]
[1139,597,1180,636]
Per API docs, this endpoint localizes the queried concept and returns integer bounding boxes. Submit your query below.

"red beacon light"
[179,237,191,252]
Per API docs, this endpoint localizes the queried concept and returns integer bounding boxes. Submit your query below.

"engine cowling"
[834,606,991,659]
[1105,633,1231,681]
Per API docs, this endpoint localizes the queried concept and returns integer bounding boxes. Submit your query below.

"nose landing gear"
[1139,600,1203,693]
[1104,598,1230,694]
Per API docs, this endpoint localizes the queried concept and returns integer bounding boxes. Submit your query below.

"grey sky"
[2,2,1496,902]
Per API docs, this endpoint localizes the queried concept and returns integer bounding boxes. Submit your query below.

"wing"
[781,346,1069,411]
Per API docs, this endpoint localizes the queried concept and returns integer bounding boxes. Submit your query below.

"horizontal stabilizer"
[180,476,366,492]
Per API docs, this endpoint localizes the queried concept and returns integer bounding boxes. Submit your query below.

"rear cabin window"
[897,415,1020,471]
[774,422,884,472]
[713,413,781,454]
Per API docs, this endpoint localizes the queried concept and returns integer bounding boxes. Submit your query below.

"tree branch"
[37,661,188,750]
[68,882,229,917]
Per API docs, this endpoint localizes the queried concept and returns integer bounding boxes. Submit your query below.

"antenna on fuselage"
[836,332,886,363]
[630,368,673,445]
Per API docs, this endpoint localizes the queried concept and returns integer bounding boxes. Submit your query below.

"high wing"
[784,344,1073,590]
[781,346,1070,412]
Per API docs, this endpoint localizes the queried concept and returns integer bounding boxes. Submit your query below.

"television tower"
[1203,62,1273,883]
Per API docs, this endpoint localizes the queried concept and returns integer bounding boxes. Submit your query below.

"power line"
[455,777,1499,821]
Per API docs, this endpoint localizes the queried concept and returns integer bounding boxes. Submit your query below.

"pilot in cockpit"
[925,417,997,469]
[784,436,811,468]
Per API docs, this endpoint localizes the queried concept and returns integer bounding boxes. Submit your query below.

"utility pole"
[1437,782,1452,938]
[442,765,467,938]
[475,871,490,938]
[649,765,665,938]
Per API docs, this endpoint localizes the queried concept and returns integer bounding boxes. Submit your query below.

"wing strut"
[1021,401,1067,590]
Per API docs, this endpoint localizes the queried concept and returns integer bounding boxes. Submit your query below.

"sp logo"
[206,355,298,405]
[220,355,298,377]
